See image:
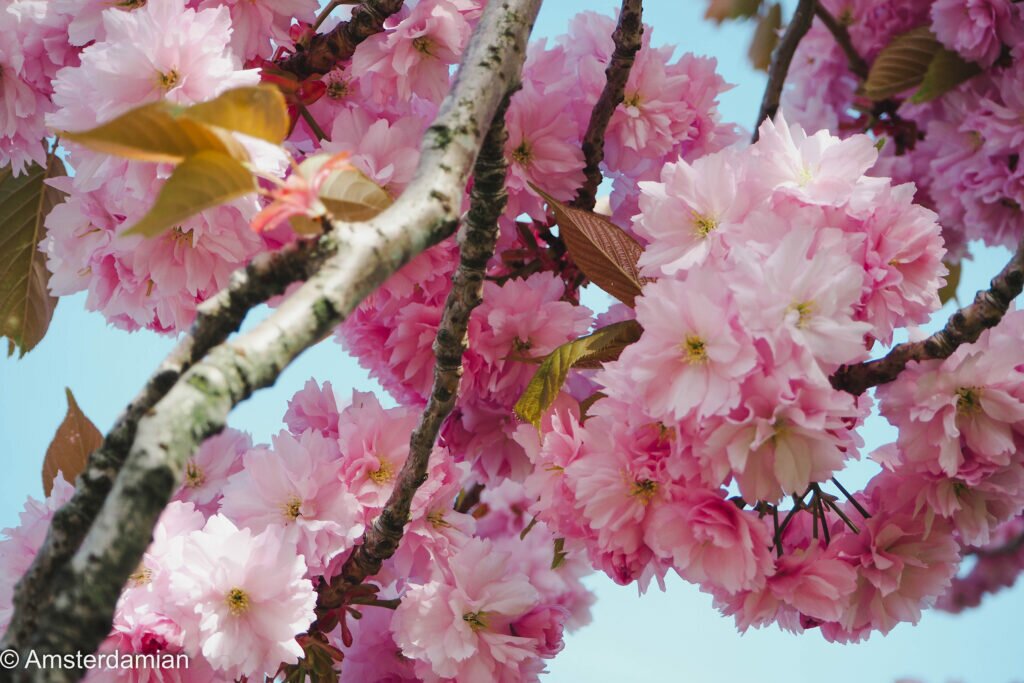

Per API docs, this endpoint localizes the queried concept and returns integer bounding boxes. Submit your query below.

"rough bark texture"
[752,0,815,141]
[3,238,329,650]
[831,238,1024,395]
[324,95,512,605]
[572,0,643,211]
[277,0,405,80]
[7,1,542,679]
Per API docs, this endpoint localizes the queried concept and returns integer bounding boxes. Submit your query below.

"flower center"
[788,301,815,328]
[326,77,350,100]
[156,68,180,91]
[116,0,147,8]
[128,564,152,587]
[623,92,642,107]
[681,335,708,364]
[225,588,250,616]
[184,460,205,488]
[282,496,303,521]
[511,336,532,353]
[956,386,982,415]
[169,226,194,247]
[368,458,394,485]
[427,509,451,529]
[462,611,488,631]
[691,212,717,237]
[630,478,658,505]
[511,141,532,166]
[412,36,433,55]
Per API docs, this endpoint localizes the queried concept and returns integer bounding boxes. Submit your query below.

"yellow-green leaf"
[124,151,256,237]
[531,183,647,307]
[43,388,102,496]
[182,86,290,144]
[61,102,248,164]
[862,26,941,101]
[515,320,643,428]
[749,3,782,72]
[705,0,761,22]
[938,260,961,306]
[299,154,392,222]
[0,157,66,357]
[551,537,568,570]
[911,48,981,103]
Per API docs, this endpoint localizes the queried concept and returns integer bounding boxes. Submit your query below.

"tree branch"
[327,94,512,604]
[3,237,330,649]
[813,2,868,79]
[831,239,1024,395]
[752,0,816,142]
[277,0,405,80]
[572,0,643,211]
[10,1,542,678]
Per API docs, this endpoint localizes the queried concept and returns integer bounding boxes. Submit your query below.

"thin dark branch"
[572,0,643,211]
[752,0,816,141]
[813,3,868,79]
[830,477,871,519]
[3,238,328,649]
[320,93,515,610]
[276,0,405,80]
[831,239,1024,395]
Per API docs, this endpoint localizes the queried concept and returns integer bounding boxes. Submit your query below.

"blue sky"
[1,1,1022,681]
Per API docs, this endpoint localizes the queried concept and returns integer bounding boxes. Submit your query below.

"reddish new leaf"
[531,183,646,307]
[42,388,102,495]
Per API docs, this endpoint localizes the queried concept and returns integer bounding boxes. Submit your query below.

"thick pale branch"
[831,239,1024,395]
[277,0,404,80]
[12,1,541,678]
[752,0,815,141]
[329,94,513,600]
[572,0,643,211]
[2,238,329,650]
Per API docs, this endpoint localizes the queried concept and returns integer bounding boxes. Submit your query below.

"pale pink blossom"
[167,515,316,678]
[220,430,363,576]
[391,538,540,682]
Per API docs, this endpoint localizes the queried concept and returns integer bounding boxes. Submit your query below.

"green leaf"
[531,183,647,307]
[748,3,782,72]
[181,86,290,144]
[938,260,961,306]
[910,48,982,103]
[61,102,248,164]
[124,151,256,238]
[551,537,567,570]
[515,320,643,428]
[862,26,941,101]
[705,0,762,22]
[0,157,66,357]
[43,388,102,495]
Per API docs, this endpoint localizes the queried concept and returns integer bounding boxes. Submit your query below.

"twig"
[830,476,871,519]
[813,3,867,79]
[323,90,515,607]
[453,482,485,513]
[831,238,1024,395]
[9,1,542,676]
[277,0,405,80]
[3,238,329,650]
[752,0,816,141]
[572,0,643,211]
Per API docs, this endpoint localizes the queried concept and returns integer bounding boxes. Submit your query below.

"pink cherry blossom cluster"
[0,384,595,681]
[783,0,1024,257]
[338,9,737,482]
[511,115,996,642]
